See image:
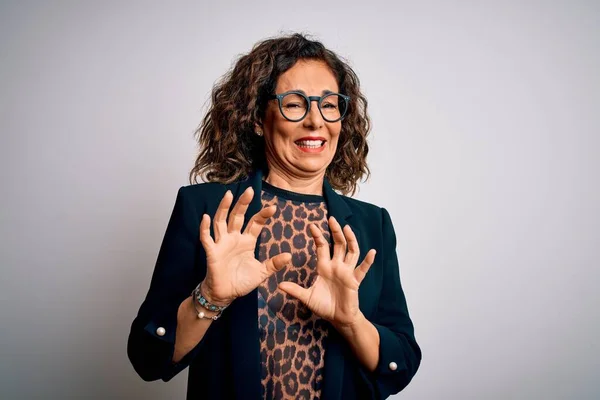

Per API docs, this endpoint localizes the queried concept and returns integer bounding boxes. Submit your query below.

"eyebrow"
[287,89,336,96]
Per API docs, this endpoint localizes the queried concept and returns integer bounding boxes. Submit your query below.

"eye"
[284,102,303,108]
[322,101,338,109]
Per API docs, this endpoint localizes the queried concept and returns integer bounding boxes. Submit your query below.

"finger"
[343,225,359,266]
[354,249,376,284]
[213,190,233,242]
[244,204,277,238]
[309,224,330,262]
[199,214,215,251]
[329,216,347,262]
[263,252,292,275]
[228,187,253,233]
[278,281,311,305]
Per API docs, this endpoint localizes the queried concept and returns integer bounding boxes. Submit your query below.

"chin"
[291,159,331,174]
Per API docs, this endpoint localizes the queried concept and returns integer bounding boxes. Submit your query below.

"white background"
[1,1,598,398]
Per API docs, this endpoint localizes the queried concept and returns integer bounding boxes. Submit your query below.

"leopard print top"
[257,181,331,400]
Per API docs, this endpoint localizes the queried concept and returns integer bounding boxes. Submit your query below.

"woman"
[128,33,421,400]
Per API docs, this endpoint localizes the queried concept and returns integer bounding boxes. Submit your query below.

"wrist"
[188,296,220,317]
[332,312,367,338]
[189,282,230,322]
[199,280,232,308]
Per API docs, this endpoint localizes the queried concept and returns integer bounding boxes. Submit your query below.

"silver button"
[156,327,166,336]
[389,361,398,371]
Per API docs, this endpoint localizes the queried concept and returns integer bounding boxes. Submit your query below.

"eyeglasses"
[267,91,350,123]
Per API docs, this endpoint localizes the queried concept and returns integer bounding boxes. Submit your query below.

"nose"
[302,100,325,129]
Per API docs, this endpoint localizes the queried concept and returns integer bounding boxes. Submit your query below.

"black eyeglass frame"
[267,91,351,123]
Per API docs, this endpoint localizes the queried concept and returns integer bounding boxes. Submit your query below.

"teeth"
[296,140,324,148]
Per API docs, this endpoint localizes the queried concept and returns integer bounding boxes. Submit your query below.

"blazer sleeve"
[358,207,422,398]
[127,187,211,382]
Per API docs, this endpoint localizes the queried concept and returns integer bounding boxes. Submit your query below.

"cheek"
[268,115,296,139]
[268,126,297,151]
[273,127,297,143]
[329,126,342,146]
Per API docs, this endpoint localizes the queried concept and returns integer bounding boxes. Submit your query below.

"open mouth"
[294,139,326,149]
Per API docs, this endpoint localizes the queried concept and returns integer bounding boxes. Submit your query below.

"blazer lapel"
[321,180,354,400]
[322,178,352,227]
[228,169,264,399]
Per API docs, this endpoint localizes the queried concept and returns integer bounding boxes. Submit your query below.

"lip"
[294,136,327,154]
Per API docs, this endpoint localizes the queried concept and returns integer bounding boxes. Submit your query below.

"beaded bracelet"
[191,290,222,321]
[193,283,230,312]
[191,284,229,320]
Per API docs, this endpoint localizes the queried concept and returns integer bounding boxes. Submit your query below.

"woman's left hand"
[278,216,376,329]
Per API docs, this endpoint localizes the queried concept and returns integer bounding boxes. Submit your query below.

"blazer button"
[156,327,166,337]
[388,361,398,371]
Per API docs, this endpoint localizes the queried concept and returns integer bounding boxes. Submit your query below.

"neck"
[263,167,325,196]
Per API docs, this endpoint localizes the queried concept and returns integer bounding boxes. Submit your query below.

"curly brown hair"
[189,33,371,195]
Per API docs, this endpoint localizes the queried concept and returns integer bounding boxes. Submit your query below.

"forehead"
[276,59,339,94]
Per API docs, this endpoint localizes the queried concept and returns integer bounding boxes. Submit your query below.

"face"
[261,59,342,180]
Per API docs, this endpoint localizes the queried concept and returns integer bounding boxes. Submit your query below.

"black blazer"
[127,169,421,399]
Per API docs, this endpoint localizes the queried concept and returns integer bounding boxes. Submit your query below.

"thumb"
[263,252,292,275]
[278,281,311,305]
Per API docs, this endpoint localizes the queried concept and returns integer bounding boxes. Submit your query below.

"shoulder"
[337,193,396,230]
[178,180,233,199]
[174,179,246,212]
[339,194,383,216]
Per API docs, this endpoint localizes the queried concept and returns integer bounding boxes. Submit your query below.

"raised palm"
[279,216,376,327]
[199,187,291,306]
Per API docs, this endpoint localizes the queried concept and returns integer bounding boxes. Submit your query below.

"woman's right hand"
[198,187,291,306]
